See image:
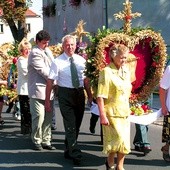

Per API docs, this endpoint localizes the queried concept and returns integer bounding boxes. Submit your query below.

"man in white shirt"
[45,35,92,165]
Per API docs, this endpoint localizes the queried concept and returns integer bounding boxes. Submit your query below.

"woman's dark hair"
[36,30,51,42]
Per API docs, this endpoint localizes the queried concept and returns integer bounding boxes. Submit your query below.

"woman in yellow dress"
[97,44,132,170]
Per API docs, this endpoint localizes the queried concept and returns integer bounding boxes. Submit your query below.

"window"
[26,23,31,32]
[0,24,3,33]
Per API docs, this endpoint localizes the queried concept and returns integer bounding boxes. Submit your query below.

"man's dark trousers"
[58,86,85,158]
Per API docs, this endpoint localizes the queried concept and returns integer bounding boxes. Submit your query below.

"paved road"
[0,94,170,170]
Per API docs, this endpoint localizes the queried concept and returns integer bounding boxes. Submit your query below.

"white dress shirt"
[48,52,86,88]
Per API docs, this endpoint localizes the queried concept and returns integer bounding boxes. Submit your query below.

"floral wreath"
[85,0,167,105]
[85,27,167,103]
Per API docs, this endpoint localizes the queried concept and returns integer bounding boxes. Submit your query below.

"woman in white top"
[17,38,32,134]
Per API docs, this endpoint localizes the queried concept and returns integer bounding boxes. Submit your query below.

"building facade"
[42,0,170,55]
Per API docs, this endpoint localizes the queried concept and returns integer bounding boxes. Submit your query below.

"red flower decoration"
[125,15,132,21]
[12,57,18,64]
[69,0,81,7]
[151,61,157,67]
[154,46,159,54]
[145,37,152,43]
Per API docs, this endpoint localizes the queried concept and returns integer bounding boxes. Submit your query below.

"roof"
[26,9,40,17]
[0,8,39,17]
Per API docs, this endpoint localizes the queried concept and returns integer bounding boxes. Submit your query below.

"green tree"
[0,0,32,43]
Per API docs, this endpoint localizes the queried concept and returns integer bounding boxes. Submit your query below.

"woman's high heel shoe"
[161,146,170,162]
[105,159,114,170]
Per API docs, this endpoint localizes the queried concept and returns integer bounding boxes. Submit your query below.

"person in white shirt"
[159,65,170,162]
[45,34,92,165]
[17,38,32,134]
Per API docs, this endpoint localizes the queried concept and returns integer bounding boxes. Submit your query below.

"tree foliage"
[0,0,32,42]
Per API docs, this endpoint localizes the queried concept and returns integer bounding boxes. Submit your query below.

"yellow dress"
[97,63,132,155]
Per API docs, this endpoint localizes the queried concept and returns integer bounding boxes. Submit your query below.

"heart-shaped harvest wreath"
[85,28,167,104]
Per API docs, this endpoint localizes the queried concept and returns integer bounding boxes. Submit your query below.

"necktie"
[69,57,80,88]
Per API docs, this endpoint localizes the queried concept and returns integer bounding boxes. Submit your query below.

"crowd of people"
[0,30,170,169]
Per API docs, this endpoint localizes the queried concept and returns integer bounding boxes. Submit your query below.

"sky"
[29,1,43,16]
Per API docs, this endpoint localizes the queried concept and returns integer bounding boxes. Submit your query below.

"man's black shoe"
[64,150,72,159]
[0,120,5,125]
[134,145,143,152]
[42,145,56,150]
[143,146,152,155]
[135,145,152,155]
[33,144,43,151]
[89,127,95,134]
[143,146,152,152]
[6,108,11,113]
[51,126,57,130]
[73,155,82,165]
[64,150,82,165]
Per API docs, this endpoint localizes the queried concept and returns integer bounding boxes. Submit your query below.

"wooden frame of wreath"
[85,28,167,104]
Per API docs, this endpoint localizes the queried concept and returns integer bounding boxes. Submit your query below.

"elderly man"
[45,34,92,165]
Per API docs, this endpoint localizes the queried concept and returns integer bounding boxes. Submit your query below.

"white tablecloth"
[129,109,162,125]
